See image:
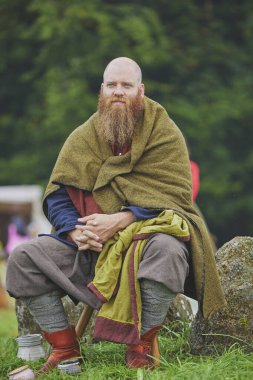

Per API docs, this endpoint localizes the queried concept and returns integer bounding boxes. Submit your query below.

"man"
[6,57,225,373]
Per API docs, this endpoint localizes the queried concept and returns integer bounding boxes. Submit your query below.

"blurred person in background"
[5,216,30,256]
[0,239,9,308]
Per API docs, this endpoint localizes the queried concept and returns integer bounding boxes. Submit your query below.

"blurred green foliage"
[0,0,253,246]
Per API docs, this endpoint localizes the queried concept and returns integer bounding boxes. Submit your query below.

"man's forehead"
[103,62,140,83]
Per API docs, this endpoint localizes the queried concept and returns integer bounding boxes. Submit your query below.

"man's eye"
[107,83,115,88]
[124,84,131,88]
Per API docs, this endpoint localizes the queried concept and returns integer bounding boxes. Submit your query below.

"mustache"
[109,96,127,103]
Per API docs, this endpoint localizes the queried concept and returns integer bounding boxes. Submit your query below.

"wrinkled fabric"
[43,96,226,318]
[6,236,102,310]
[91,210,190,344]
[89,210,189,301]
[88,211,190,340]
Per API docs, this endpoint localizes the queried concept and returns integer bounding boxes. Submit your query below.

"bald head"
[102,57,144,99]
[103,57,142,84]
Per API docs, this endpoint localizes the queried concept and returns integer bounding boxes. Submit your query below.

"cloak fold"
[89,210,190,344]
[43,96,226,319]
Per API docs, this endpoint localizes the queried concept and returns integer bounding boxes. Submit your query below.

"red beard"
[98,91,144,146]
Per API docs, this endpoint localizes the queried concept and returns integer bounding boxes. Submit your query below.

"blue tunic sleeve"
[122,206,161,221]
[47,187,80,236]
[39,187,80,248]
[42,188,161,247]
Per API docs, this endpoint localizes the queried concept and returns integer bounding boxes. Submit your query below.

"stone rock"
[190,236,253,355]
[16,299,41,335]
[164,293,194,331]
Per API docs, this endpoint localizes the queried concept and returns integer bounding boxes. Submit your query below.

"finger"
[87,239,103,249]
[78,241,103,252]
[75,227,100,241]
[75,224,98,231]
[76,235,103,248]
[78,215,96,223]
[86,220,97,226]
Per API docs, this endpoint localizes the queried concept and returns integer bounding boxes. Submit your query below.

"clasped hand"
[69,212,135,253]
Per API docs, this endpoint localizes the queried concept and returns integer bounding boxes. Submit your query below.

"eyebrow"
[122,81,134,86]
[105,81,135,85]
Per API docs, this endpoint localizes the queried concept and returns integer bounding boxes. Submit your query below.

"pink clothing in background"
[190,160,200,202]
[5,224,30,255]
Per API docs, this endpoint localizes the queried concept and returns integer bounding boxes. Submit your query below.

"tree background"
[1,0,253,247]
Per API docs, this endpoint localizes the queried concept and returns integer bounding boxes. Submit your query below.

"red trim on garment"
[134,232,190,242]
[87,283,108,303]
[93,317,140,344]
[180,235,191,242]
[133,233,152,241]
[129,240,140,329]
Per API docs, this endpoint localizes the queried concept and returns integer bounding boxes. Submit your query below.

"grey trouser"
[6,234,189,334]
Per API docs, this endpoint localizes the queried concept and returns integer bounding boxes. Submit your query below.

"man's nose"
[114,85,124,96]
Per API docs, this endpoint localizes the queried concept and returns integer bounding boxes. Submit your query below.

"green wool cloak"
[44,96,226,318]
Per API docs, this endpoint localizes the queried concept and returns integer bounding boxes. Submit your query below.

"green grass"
[0,308,18,337]
[1,310,253,380]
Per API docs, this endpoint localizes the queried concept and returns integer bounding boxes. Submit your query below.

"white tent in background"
[0,185,51,307]
[0,185,51,242]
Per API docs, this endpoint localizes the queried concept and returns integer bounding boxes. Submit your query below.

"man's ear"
[101,83,104,93]
[140,83,145,97]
